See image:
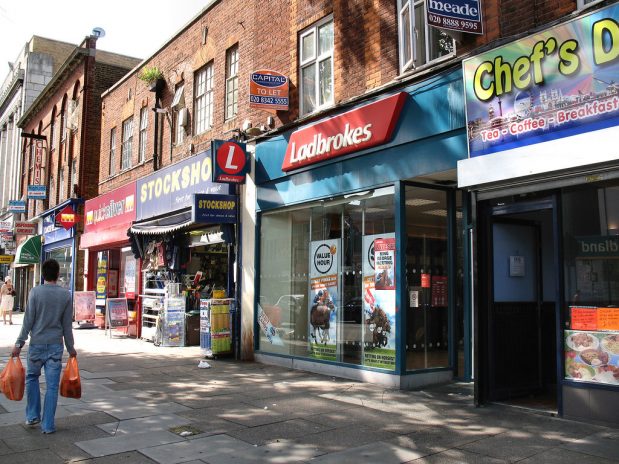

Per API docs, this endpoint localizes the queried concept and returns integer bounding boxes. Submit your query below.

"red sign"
[421,273,431,289]
[249,69,289,112]
[597,307,619,331]
[55,206,78,230]
[214,140,248,184]
[14,222,36,235]
[282,92,407,172]
[571,307,598,331]
[82,182,136,248]
[33,141,44,184]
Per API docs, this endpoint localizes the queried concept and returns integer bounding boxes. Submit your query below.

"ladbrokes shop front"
[459,3,619,425]
[254,69,471,388]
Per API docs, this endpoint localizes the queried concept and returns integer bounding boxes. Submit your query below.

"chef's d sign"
[282,92,407,172]
[212,140,249,184]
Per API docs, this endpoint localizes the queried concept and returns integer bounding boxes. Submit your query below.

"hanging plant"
[139,66,165,93]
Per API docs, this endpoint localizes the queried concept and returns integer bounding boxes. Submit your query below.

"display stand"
[105,298,129,338]
[139,271,167,342]
[200,298,233,357]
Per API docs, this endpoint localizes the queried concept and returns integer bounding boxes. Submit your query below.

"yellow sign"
[0,255,14,264]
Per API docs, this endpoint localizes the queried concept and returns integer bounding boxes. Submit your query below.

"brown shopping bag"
[0,357,25,401]
[60,356,81,399]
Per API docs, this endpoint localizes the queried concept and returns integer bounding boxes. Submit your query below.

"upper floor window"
[172,83,186,145]
[60,97,68,142]
[577,0,601,8]
[138,107,148,163]
[49,175,55,207]
[50,109,56,151]
[195,63,214,134]
[225,45,239,120]
[397,0,455,72]
[71,159,77,194]
[59,168,65,201]
[109,127,117,176]
[121,118,133,170]
[299,17,334,116]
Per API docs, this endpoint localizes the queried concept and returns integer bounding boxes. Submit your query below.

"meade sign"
[281,92,407,172]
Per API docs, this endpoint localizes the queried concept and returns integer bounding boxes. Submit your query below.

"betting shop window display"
[45,246,73,289]
[563,182,619,386]
[258,187,397,369]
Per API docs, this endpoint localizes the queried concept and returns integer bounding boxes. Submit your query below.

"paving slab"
[76,430,184,457]
[228,418,334,445]
[386,425,496,456]
[205,404,290,427]
[292,424,399,454]
[561,429,619,461]
[96,413,192,435]
[1,448,66,464]
[75,450,158,463]
[202,439,324,463]
[140,434,255,464]
[518,447,619,464]
[406,448,510,463]
[70,397,191,420]
[309,440,428,464]
[458,430,568,462]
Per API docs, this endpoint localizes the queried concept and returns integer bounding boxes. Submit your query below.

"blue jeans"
[26,344,64,433]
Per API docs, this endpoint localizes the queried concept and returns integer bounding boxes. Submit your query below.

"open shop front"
[131,150,237,349]
[81,182,138,333]
[458,3,619,425]
[254,70,471,388]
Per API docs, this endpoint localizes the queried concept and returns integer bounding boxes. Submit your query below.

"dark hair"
[41,259,60,282]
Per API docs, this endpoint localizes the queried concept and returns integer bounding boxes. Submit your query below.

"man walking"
[11,259,77,434]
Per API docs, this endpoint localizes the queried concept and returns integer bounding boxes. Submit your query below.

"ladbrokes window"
[258,188,396,368]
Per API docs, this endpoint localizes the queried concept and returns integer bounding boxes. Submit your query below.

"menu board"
[565,330,619,386]
[569,306,619,331]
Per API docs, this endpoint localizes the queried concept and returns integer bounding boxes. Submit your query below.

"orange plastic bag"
[0,357,25,401]
[60,356,81,399]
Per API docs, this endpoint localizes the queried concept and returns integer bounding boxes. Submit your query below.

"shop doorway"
[480,197,559,412]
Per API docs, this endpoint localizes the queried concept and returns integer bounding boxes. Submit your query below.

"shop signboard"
[33,140,44,184]
[8,201,26,214]
[463,3,619,158]
[14,222,36,236]
[249,69,289,111]
[124,255,136,299]
[565,329,619,385]
[27,185,47,200]
[308,239,340,361]
[427,0,483,35]
[0,255,14,264]
[106,298,129,328]
[575,235,619,258]
[0,221,11,232]
[136,150,232,220]
[192,194,238,224]
[212,140,249,184]
[43,212,73,244]
[83,182,136,248]
[96,251,108,301]
[362,234,396,369]
[55,205,78,230]
[282,92,408,172]
[74,291,96,322]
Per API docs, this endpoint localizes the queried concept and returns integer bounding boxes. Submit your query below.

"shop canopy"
[15,235,41,264]
[130,209,193,235]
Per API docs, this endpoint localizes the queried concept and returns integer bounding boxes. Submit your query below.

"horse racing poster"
[362,234,396,369]
[308,239,340,361]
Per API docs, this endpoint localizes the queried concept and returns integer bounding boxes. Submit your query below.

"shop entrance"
[480,196,559,412]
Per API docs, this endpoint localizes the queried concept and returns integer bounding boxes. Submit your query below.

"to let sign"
[249,70,289,112]
[427,0,483,34]
[212,140,249,184]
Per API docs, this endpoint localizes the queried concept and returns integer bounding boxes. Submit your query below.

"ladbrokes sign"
[281,92,407,172]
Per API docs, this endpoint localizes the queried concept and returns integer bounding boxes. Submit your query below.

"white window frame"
[59,168,65,201]
[71,159,77,191]
[397,0,456,73]
[121,118,133,170]
[138,107,148,163]
[109,127,117,176]
[195,63,214,134]
[225,45,239,121]
[299,16,334,117]
[49,175,55,207]
[577,0,602,9]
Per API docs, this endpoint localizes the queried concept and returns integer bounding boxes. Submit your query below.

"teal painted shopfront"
[254,68,471,387]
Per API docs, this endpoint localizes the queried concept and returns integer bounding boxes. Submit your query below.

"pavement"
[0,312,617,464]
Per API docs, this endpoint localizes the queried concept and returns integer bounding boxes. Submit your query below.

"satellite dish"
[92,27,106,38]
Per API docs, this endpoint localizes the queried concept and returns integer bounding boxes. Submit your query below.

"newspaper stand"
[200,297,233,357]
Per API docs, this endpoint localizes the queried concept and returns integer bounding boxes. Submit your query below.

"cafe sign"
[282,92,407,172]
[463,3,619,158]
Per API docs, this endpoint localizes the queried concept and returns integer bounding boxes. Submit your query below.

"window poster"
[74,291,96,322]
[362,234,396,370]
[106,298,129,328]
[96,251,108,302]
[308,239,340,361]
[565,330,619,386]
[124,255,136,299]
